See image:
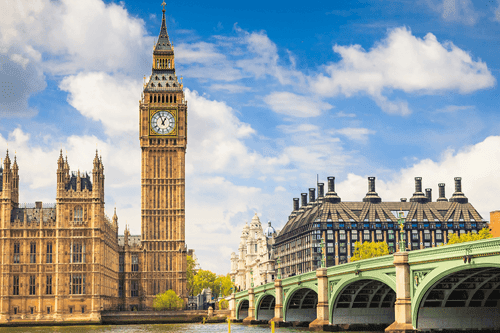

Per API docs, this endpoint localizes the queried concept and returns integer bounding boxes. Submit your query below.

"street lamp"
[398,210,406,252]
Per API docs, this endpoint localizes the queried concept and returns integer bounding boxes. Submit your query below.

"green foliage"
[351,241,390,262]
[193,269,217,297]
[219,298,229,310]
[447,228,493,245]
[192,270,233,298]
[187,255,196,296]
[152,290,184,311]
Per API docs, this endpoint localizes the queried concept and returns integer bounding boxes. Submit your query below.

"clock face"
[151,111,175,135]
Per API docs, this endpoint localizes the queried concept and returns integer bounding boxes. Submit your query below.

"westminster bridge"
[229,237,500,332]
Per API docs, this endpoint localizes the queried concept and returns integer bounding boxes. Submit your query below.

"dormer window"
[151,83,155,87]
[158,83,162,87]
[162,76,166,80]
[155,76,159,80]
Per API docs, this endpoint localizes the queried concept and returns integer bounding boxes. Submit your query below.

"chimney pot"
[437,183,447,201]
[400,198,407,202]
[309,188,316,203]
[318,183,324,198]
[415,177,422,193]
[368,177,376,193]
[327,177,335,193]
[454,177,462,193]
[425,188,432,202]
[301,193,307,207]
[293,198,299,211]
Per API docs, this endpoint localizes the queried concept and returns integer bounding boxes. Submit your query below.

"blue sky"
[1,0,500,273]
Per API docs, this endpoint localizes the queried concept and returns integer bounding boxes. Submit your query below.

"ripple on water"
[0,323,323,333]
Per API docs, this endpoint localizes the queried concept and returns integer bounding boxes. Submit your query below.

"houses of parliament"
[0,4,187,323]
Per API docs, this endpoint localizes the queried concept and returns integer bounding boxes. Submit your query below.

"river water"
[0,323,348,333]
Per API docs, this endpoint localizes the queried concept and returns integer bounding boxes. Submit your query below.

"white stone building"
[230,213,278,291]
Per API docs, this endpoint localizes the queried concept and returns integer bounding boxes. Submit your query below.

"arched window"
[150,95,152,103]
[13,242,20,264]
[74,206,83,223]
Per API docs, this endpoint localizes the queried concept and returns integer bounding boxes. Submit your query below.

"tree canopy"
[186,255,196,296]
[192,269,232,298]
[351,241,390,262]
[152,290,184,311]
[447,228,493,245]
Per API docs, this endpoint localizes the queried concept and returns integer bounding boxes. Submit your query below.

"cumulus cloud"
[436,105,474,113]
[337,135,500,220]
[426,0,479,25]
[59,72,141,136]
[495,1,500,21]
[264,92,333,117]
[209,83,251,93]
[312,27,495,115]
[330,127,376,143]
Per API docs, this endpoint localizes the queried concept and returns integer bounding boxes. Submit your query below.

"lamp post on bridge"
[398,210,406,252]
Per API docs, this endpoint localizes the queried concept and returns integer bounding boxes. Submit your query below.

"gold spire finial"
[162,1,166,12]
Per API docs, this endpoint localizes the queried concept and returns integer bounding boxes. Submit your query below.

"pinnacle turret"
[154,1,172,52]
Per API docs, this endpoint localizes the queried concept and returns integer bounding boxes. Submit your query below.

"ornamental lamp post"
[250,269,254,288]
[320,232,326,268]
[276,256,281,280]
[398,210,406,252]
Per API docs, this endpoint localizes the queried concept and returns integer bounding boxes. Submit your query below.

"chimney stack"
[437,183,448,202]
[400,198,407,202]
[293,198,299,211]
[363,177,381,203]
[317,183,324,198]
[410,177,427,203]
[309,188,316,203]
[324,176,341,203]
[327,177,335,193]
[301,193,308,207]
[450,177,468,203]
[425,188,432,202]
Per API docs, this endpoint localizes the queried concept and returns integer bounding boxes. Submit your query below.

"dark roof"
[276,177,482,244]
[65,172,92,191]
[10,206,57,223]
[154,8,172,52]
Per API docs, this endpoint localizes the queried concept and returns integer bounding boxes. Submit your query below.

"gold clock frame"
[149,108,178,136]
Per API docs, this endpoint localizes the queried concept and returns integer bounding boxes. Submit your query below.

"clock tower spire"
[139,2,187,306]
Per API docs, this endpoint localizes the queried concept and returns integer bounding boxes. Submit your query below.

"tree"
[193,269,217,296]
[186,255,196,296]
[152,290,184,311]
[351,241,390,262]
[447,228,493,245]
[214,274,233,298]
[219,298,229,310]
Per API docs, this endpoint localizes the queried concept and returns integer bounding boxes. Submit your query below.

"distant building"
[230,214,277,291]
[490,210,500,237]
[274,176,488,279]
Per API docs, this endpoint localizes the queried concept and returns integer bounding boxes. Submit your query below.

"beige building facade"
[0,4,188,323]
[230,214,277,291]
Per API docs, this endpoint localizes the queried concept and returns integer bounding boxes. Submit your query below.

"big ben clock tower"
[139,2,187,303]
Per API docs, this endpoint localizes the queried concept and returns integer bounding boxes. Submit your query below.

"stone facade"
[0,151,118,322]
[0,5,188,322]
[138,3,187,306]
[275,176,489,279]
[230,214,277,291]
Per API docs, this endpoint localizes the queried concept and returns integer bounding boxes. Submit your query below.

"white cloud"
[264,92,333,117]
[330,127,376,143]
[436,105,474,113]
[278,124,320,134]
[337,135,500,220]
[426,0,479,25]
[312,27,495,115]
[209,83,251,93]
[495,1,500,21]
[334,111,356,118]
[59,72,141,136]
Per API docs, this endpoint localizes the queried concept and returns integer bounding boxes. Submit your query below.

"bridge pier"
[385,252,417,333]
[242,288,255,324]
[269,279,286,326]
[309,268,329,331]
[229,293,236,320]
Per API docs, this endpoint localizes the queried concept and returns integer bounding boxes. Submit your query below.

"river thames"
[0,323,367,333]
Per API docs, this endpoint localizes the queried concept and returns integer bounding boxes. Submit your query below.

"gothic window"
[30,242,36,263]
[13,242,20,264]
[119,254,124,272]
[74,206,83,223]
[162,76,166,80]
[29,275,36,295]
[46,242,52,264]
[131,254,139,272]
[70,274,85,294]
[72,242,84,263]
[174,95,177,103]
[46,275,52,295]
[158,83,162,87]
[12,275,19,295]
[131,280,139,297]
[150,95,153,103]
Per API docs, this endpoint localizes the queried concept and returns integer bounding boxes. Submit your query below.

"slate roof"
[10,206,57,223]
[65,172,92,191]
[276,177,484,244]
[154,7,172,52]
